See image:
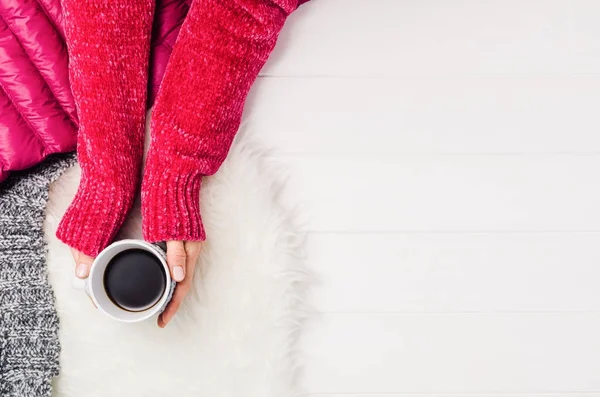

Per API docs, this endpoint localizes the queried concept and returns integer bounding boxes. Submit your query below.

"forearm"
[65,0,154,170]
[150,0,295,174]
[57,0,154,256]
[142,0,297,242]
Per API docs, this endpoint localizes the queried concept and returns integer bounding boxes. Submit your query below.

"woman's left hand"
[159,240,203,328]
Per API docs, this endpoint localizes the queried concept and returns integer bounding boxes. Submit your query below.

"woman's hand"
[72,247,95,279]
[70,240,201,327]
[159,240,203,328]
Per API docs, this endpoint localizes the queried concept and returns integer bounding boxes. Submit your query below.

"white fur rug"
[43,131,307,397]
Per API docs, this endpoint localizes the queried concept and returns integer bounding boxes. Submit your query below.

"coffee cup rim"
[88,239,171,323]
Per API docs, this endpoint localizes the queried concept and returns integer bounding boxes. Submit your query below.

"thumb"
[166,241,187,282]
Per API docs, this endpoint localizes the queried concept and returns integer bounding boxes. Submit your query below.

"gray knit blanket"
[0,154,75,397]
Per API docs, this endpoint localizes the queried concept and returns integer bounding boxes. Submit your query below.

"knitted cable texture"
[0,153,75,397]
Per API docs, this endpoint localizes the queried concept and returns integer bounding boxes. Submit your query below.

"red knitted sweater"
[56,0,297,257]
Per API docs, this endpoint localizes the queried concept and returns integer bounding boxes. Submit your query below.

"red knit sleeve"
[141,0,298,242]
[55,0,154,256]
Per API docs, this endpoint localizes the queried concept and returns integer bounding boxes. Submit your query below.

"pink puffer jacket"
[0,0,190,183]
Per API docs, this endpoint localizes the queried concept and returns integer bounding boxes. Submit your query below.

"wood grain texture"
[280,155,600,232]
[306,232,600,313]
[309,395,600,397]
[302,314,600,394]
[264,0,600,76]
[247,0,600,395]
[247,76,600,155]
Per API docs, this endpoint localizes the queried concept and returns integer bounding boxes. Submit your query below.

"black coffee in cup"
[103,249,167,312]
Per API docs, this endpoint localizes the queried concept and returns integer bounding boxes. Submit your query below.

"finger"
[184,241,202,293]
[158,282,191,328]
[166,240,186,282]
[184,241,202,272]
[71,247,94,279]
[158,242,201,328]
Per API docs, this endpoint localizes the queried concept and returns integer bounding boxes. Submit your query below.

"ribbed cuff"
[141,158,205,243]
[55,176,135,257]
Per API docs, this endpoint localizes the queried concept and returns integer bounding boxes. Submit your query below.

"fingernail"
[173,266,185,282]
[76,263,89,278]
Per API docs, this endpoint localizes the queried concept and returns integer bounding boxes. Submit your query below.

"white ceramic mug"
[73,239,175,322]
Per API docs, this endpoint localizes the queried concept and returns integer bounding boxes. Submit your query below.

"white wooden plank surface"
[248,0,600,395]
[247,76,600,155]
[306,233,600,313]
[265,0,600,76]
[281,155,600,232]
[302,314,600,394]
[309,395,600,397]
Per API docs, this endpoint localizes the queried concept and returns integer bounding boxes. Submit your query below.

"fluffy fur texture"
[44,126,309,397]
